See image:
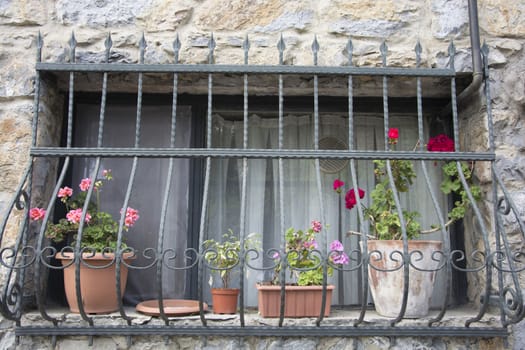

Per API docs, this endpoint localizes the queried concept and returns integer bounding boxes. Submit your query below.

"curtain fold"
[207,113,446,307]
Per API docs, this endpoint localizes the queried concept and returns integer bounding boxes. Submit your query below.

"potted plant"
[256,221,349,318]
[30,169,140,314]
[335,129,481,318]
[203,230,259,314]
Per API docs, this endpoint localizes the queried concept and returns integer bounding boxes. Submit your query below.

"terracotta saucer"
[136,299,208,316]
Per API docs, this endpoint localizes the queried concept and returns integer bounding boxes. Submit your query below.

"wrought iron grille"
[1,32,524,347]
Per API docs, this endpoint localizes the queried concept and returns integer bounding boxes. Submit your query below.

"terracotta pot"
[210,288,239,314]
[56,252,134,314]
[256,284,334,318]
[366,240,442,318]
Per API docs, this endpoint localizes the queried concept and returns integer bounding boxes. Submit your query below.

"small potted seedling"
[203,230,259,314]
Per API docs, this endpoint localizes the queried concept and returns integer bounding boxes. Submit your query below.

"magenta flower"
[58,186,73,199]
[79,178,92,192]
[311,220,322,233]
[427,134,455,152]
[66,208,91,224]
[329,240,349,265]
[330,239,344,252]
[29,207,46,221]
[332,251,350,265]
[388,127,399,140]
[333,179,345,193]
[272,251,280,259]
[345,188,365,210]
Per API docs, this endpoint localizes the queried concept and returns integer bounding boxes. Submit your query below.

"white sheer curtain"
[73,104,191,304]
[207,113,447,307]
[73,105,447,308]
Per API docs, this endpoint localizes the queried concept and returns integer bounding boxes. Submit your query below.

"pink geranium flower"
[29,207,46,221]
[79,178,92,191]
[102,169,113,179]
[330,240,344,252]
[122,207,140,228]
[66,208,91,224]
[58,186,73,199]
[332,250,350,265]
[303,239,318,249]
[311,220,322,233]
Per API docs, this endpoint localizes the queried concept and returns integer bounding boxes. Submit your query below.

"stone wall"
[1,0,524,349]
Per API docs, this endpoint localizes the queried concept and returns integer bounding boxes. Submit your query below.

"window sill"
[18,304,504,333]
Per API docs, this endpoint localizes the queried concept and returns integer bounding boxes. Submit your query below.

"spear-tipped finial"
[311,35,319,66]
[346,38,353,66]
[380,40,387,66]
[208,33,216,64]
[242,34,250,64]
[36,31,43,63]
[481,40,489,71]
[173,34,181,64]
[448,40,456,70]
[104,33,113,63]
[139,32,147,63]
[277,34,285,65]
[481,40,489,58]
[69,31,77,63]
[415,40,422,67]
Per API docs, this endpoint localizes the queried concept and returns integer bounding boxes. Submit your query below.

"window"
[51,93,456,309]
[2,34,517,341]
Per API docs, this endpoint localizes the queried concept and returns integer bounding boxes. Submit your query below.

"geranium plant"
[203,230,260,289]
[30,169,140,252]
[272,221,349,286]
[335,129,481,240]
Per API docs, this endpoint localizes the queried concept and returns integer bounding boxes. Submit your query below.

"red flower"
[427,134,455,152]
[333,179,345,193]
[345,188,365,210]
[388,128,399,140]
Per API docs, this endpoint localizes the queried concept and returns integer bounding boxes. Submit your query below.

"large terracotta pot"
[210,288,239,314]
[256,284,334,318]
[56,252,134,314]
[366,240,442,318]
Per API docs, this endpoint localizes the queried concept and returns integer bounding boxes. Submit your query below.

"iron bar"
[381,40,410,324]
[277,34,286,328]
[238,34,250,327]
[14,325,509,338]
[29,147,495,161]
[36,62,455,77]
[312,35,328,326]
[114,33,145,325]
[415,41,452,326]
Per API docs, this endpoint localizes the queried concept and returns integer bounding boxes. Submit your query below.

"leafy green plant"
[203,230,260,289]
[335,130,481,240]
[30,169,139,252]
